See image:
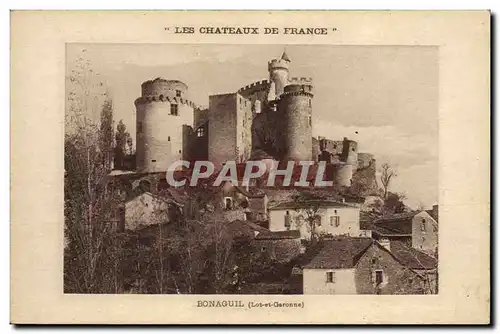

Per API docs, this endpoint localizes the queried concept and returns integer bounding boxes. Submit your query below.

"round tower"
[278,83,313,161]
[268,51,291,97]
[135,78,194,173]
[335,163,353,187]
[341,137,358,171]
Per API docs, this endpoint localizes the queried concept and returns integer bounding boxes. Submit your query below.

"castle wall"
[278,85,313,161]
[237,80,270,116]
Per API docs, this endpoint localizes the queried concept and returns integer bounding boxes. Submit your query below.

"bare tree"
[380,163,397,200]
[64,51,119,293]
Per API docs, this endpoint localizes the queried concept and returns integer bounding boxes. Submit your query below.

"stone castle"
[133,51,376,187]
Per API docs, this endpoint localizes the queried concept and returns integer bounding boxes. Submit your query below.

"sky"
[67,44,438,209]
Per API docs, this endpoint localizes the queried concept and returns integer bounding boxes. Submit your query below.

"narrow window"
[285,211,291,229]
[326,271,335,283]
[308,115,312,126]
[178,150,181,154]
[224,197,233,210]
[170,104,179,116]
[176,90,181,97]
[151,159,156,163]
[421,219,426,231]
[308,99,311,108]
[375,270,383,285]
[168,136,171,141]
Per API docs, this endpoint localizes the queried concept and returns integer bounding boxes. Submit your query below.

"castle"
[132,51,376,188]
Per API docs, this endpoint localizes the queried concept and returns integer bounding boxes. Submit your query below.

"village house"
[372,205,438,257]
[124,192,182,231]
[268,200,370,240]
[252,230,303,263]
[302,237,432,295]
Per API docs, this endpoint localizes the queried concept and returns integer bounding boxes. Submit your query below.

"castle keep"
[132,51,375,188]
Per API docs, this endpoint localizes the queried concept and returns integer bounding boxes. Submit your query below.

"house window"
[138,122,143,133]
[326,271,335,283]
[330,216,340,227]
[197,127,205,137]
[168,136,171,141]
[420,219,426,231]
[285,211,291,230]
[176,90,181,97]
[375,270,384,285]
[170,104,179,116]
[224,197,233,210]
[308,115,312,126]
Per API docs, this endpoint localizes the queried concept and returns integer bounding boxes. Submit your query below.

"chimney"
[378,238,390,252]
[432,204,439,221]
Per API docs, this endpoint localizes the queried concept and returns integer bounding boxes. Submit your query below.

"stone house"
[302,237,431,295]
[252,230,302,263]
[268,200,365,240]
[124,192,181,231]
[372,208,438,257]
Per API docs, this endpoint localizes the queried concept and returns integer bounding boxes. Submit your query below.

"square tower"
[208,93,252,169]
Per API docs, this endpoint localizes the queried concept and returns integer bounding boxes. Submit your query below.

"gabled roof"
[426,209,439,223]
[269,200,355,211]
[373,212,417,236]
[234,186,266,199]
[388,240,437,270]
[303,238,373,269]
[126,191,182,207]
[226,219,270,238]
[254,230,301,240]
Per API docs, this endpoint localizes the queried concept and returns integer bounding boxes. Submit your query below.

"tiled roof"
[426,209,439,223]
[373,212,416,235]
[269,200,355,211]
[303,238,373,269]
[254,230,301,240]
[359,212,379,230]
[372,225,412,237]
[227,219,270,238]
[388,240,438,269]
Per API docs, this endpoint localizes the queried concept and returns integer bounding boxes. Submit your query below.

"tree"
[114,120,132,169]
[99,97,114,171]
[380,163,397,200]
[64,51,120,293]
[291,192,323,244]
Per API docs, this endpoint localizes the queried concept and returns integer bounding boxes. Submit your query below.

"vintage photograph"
[64,43,439,295]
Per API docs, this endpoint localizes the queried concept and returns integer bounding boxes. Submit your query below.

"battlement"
[237,79,270,95]
[268,58,290,71]
[279,90,314,99]
[280,83,314,97]
[134,95,198,109]
[288,77,313,85]
[141,77,188,89]
[141,77,189,99]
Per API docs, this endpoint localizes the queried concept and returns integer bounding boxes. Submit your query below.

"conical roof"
[281,51,291,62]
